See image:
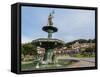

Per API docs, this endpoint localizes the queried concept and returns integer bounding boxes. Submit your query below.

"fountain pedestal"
[43,48,53,63]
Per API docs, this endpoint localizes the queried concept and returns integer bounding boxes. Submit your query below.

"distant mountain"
[65,39,95,47]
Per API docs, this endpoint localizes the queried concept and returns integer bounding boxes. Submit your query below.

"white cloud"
[22,36,33,43]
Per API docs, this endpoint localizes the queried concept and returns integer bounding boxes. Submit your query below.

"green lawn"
[73,53,95,58]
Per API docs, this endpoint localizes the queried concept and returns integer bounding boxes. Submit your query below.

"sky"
[21,6,95,43]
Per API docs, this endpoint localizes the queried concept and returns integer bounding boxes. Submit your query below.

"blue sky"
[21,6,95,43]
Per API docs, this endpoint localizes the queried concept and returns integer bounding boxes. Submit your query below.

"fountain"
[32,11,65,68]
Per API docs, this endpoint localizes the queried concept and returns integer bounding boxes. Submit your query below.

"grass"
[73,54,95,58]
[21,62,35,70]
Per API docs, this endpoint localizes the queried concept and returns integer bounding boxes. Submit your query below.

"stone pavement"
[57,56,95,68]
[67,60,95,68]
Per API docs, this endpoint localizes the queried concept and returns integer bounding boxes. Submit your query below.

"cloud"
[22,36,33,43]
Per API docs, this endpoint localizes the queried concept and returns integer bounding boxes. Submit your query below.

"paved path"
[57,56,95,67]
[67,60,95,68]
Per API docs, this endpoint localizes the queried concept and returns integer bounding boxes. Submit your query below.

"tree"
[21,43,37,56]
[81,47,95,57]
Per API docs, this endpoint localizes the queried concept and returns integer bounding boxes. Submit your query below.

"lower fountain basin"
[21,59,79,71]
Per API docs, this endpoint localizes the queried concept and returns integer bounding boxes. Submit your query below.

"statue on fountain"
[47,11,54,26]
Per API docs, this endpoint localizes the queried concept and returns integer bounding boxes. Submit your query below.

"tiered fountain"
[32,11,64,68]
